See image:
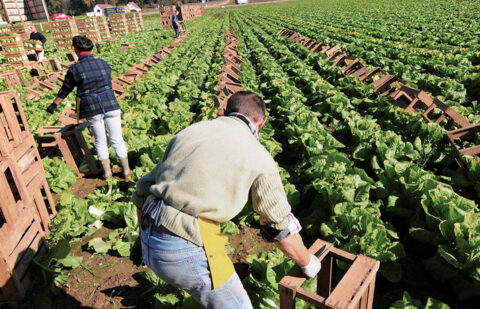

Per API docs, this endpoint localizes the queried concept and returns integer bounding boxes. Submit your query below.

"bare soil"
[52,227,147,309]
[71,176,107,199]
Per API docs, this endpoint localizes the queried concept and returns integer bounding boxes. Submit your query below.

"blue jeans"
[87,109,128,160]
[174,27,180,37]
[141,223,253,309]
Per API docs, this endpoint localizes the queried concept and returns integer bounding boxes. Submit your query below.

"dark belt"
[153,225,176,236]
[142,216,176,236]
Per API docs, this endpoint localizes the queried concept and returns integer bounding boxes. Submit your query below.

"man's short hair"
[72,35,94,51]
[225,91,266,122]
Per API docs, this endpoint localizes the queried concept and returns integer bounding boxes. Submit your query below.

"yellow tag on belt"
[198,217,234,289]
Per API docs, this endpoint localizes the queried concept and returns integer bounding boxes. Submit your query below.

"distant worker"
[132,92,321,308]
[172,9,181,37]
[46,35,131,180]
[29,25,46,61]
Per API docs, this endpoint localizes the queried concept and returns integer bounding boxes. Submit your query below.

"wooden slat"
[366,276,376,309]
[328,246,356,262]
[296,287,328,308]
[459,145,480,156]
[0,253,16,301]
[13,228,43,280]
[448,123,480,139]
[5,220,37,267]
[325,255,379,309]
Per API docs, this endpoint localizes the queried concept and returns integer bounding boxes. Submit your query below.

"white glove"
[301,254,321,279]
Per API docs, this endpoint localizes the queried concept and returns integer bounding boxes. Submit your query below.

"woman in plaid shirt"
[47,36,131,179]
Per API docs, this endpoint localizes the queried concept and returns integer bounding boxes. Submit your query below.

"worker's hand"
[275,233,311,266]
[46,102,58,114]
[301,254,321,279]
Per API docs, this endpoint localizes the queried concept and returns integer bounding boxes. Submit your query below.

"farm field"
[2,0,480,308]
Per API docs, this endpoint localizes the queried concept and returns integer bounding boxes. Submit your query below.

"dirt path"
[52,224,272,308]
[53,227,147,308]
[51,173,273,308]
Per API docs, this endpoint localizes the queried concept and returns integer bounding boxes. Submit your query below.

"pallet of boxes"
[75,16,102,44]
[23,39,43,59]
[25,0,48,20]
[10,22,33,41]
[125,12,141,33]
[50,18,79,51]
[110,14,129,36]
[0,90,57,302]
[96,16,114,42]
[0,32,29,67]
[133,12,144,29]
[159,5,176,29]
[180,4,204,22]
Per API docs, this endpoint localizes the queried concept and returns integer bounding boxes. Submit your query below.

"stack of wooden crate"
[23,39,42,57]
[96,16,113,42]
[50,18,78,51]
[0,33,28,67]
[0,90,57,302]
[26,0,48,20]
[110,14,129,36]
[180,4,204,22]
[10,22,33,40]
[125,12,141,33]
[133,12,144,29]
[159,5,176,29]
[0,24,11,35]
[75,17,102,44]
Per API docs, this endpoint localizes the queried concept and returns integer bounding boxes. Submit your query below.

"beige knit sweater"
[132,116,291,246]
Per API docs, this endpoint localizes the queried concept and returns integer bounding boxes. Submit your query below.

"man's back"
[149,116,278,221]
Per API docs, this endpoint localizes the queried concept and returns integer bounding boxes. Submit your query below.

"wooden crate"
[0,179,48,302]
[110,14,129,36]
[0,33,28,65]
[161,14,173,29]
[10,22,33,41]
[50,19,78,51]
[0,91,55,301]
[96,16,113,42]
[37,123,101,177]
[180,4,204,22]
[125,13,141,33]
[0,71,24,89]
[58,106,83,126]
[159,5,176,15]
[76,17,102,44]
[8,135,46,192]
[279,239,380,309]
[133,12,144,29]
[0,91,30,159]
[23,39,42,56]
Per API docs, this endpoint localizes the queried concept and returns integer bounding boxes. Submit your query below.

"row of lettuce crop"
[1,18,177,134]
[231,5,477,307]
[24,14,228,308]
[14,3,477,309]
[247,0,480,121]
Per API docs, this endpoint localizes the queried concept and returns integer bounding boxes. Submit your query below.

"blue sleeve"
[57,69,76,99]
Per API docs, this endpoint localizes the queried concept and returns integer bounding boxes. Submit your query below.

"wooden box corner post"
[279,239,380,309]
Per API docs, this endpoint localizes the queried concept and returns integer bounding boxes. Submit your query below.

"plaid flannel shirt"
[57,54,119,119]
